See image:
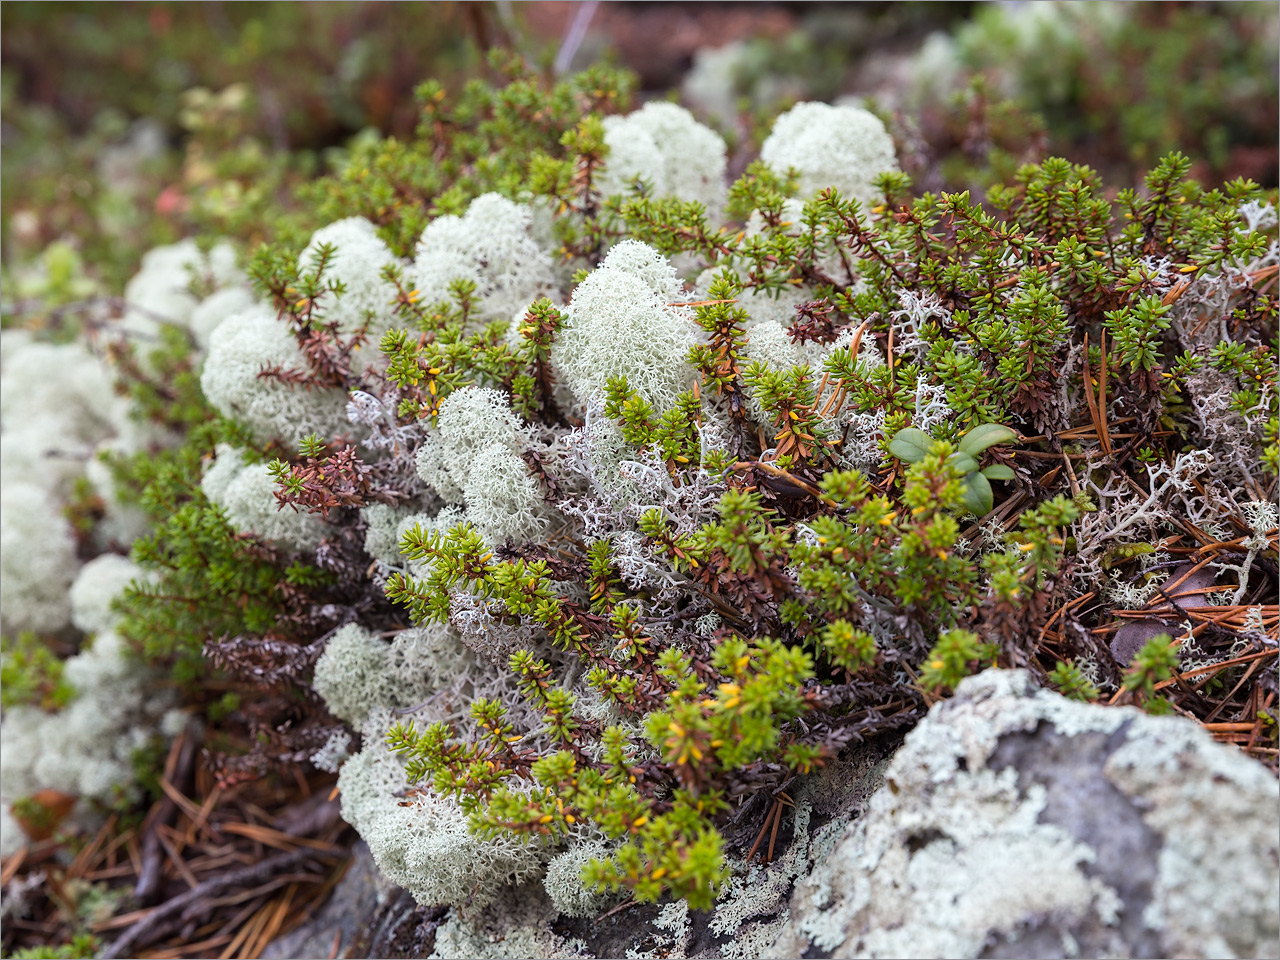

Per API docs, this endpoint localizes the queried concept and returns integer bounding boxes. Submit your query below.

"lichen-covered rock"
[278,682,1277,960]
[772,669,1280,960]
[429,884,583,960]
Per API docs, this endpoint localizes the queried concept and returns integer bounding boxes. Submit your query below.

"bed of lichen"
[105,71,1280,917]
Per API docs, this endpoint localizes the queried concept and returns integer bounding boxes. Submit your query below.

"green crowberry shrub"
[102,55,1276,914]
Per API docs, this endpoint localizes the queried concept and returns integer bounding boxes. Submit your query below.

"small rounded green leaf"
[961,472,994,517]
[949,453,980,475]
[958,423,1018,458]
[981,463,1016,481]
[888,427,932,464]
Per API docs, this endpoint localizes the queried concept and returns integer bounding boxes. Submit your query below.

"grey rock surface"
[262,841,385,960]
[771,668,1280,960]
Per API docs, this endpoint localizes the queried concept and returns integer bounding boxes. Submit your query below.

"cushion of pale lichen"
[760,101,899,205]
[408,194,558,329]
[200,305,351,445]
[551,239,698,414]
[598,101,728,218]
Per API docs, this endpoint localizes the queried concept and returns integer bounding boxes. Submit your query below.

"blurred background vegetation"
[1,1,1276,304]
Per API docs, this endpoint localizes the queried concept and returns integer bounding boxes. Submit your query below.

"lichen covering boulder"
[773,669,1280,960]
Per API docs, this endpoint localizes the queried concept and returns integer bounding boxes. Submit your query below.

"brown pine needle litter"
[1,723,352,959]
